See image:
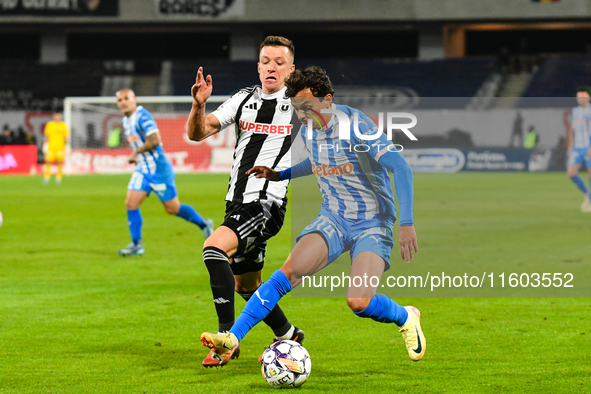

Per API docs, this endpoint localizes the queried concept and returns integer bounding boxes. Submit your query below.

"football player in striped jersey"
[187,36,304,367]
[566,87,591,212]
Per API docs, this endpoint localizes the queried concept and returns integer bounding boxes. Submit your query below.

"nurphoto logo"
[304,108,417,141]
[303,108,418,153]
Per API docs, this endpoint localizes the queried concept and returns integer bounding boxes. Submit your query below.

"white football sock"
[276,325,295,340]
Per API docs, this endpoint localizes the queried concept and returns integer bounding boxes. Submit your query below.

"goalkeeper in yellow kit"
[43,113,69,184]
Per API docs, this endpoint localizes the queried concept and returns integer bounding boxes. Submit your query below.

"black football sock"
[203,246,235,332]
[239,286,292,338]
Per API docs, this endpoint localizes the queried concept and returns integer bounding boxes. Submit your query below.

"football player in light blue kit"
[567,87,591,212]
[116,88,213,256]
[201,67,425,365]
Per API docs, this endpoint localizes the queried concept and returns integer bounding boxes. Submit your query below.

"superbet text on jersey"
[212,85,295,204]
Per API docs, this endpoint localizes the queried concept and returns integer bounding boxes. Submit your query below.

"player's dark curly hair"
[285,66,335,100]
[576,86,591,96]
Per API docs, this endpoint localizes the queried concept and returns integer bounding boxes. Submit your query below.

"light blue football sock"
[230,270,292,342]
[353,293,408,327]
[570,175,588,194]
[176,203,205,228]
[127,209,142,245]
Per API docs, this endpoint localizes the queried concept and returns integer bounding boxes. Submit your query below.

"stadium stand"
[172,58,496,107]
[0,60,103,111]
[519,56,591,107]
[0,57,496,112]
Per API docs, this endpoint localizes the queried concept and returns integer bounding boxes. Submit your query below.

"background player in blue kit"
[567,87,591,212]
[200,67,425,365]
[116,88,213,256]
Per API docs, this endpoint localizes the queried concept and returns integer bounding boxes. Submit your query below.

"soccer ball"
[261,340,311,388]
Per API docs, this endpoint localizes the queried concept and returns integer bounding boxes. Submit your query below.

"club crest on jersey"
[278,103,291,114]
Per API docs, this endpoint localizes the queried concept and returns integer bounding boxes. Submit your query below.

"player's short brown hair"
[285,66,335,99]
[259,36,295,61]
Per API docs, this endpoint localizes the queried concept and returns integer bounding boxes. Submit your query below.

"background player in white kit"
[566,87,591,212]
[186,36,304,367]
[116,88,213,256]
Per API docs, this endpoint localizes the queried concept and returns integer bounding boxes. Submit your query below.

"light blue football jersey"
[122,105,170,174]
[298,104,399,222]
[571,105,591,148]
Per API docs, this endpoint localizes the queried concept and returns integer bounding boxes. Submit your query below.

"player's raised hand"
[191,67,213,106]
[246,166,280,181]
[399,225,418,263]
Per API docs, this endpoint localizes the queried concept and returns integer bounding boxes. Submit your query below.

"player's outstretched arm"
[376,151,418,262]
[246,158,314,182]
[187,67,221,142]
[246,166,280,181]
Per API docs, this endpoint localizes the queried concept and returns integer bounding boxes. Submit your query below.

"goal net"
[63,95,232,174]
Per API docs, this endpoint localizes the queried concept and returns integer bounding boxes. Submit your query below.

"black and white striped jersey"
[211,85,294,204]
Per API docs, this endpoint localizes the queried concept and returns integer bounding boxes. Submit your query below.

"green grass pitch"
[0,172,589,393]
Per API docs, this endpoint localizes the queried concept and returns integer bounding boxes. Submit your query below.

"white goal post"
[63,95,233,174]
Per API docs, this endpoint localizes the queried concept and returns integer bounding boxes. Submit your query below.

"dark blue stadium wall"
[172,58,495,108]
